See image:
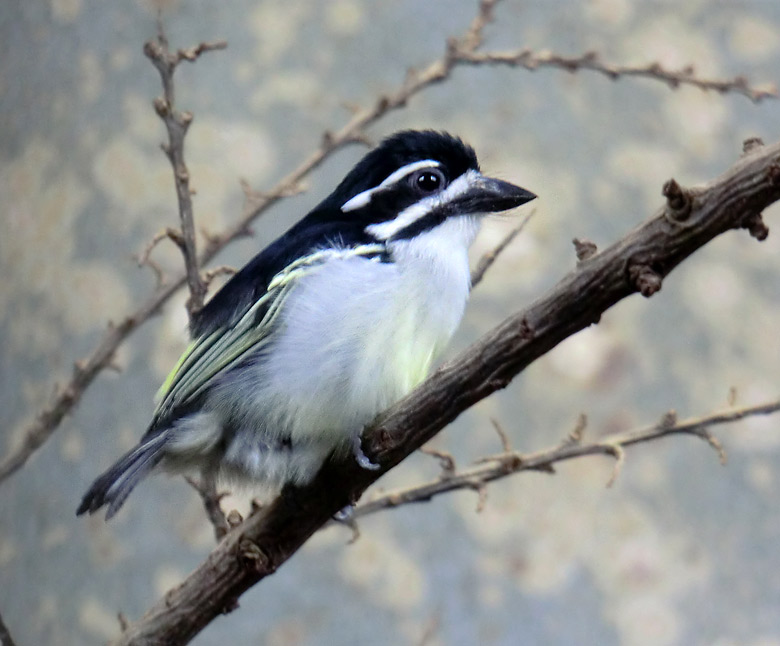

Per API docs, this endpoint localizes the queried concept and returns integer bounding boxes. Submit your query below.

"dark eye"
[411,168,446,194]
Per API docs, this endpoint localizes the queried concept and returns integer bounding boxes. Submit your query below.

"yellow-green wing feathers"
[151,244,386,424]
[156,336,213,403]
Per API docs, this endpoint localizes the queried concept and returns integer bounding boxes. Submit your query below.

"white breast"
[214,215,480,450]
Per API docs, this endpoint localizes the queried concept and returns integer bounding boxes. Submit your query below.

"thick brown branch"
[112,138,780,645]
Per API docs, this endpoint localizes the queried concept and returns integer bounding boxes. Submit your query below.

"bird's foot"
[352,434,380,471]
[333,504,355,522]
[333,504,361,542]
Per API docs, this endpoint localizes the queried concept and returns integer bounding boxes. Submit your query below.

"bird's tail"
[76,434,167,519]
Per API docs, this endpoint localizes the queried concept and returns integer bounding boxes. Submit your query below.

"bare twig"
[602,442,626,487]
[417,610,442,646]
[184,474,230,541]
[490,418,512,452]
[350,398,780,519]
[112,137,780,646]
[564,413,587,446]
[136,227,189,287]
[460,0,498,51]
[0,0,774,490]
[573,238,598,263]
[419,445,457,476]
[143,25,226,317]
[455,49,777,102]
[201,265,237,288]
[0,314,140,483]
[0,608,17,646]
[471,210,535,287]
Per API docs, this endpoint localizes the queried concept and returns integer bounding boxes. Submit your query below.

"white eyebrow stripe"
[365,169,480,240]
[340,159,441,213]
[378,159,441,189]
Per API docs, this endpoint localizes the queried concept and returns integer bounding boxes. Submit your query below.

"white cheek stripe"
[365,169,481,240]
[341,159,441,212]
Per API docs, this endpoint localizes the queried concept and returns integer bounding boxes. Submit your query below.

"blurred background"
[2,0,780,644]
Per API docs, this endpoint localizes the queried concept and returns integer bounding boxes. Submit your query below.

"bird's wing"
[150,242,387,428]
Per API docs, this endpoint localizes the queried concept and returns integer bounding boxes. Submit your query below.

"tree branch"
[143,25,226,317]
[0,0,773,488]
[455,49,777,102]
[349,398,780,519]
[112,137,780,645]
[0,608,17,646]
[470,210,535,287]
[184,474,230,541]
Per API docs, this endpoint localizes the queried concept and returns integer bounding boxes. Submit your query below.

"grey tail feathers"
[76,434,167,519]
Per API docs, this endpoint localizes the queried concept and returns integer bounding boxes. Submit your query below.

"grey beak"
[457,175,537,214]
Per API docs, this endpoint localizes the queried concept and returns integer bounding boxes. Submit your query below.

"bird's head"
[316,130,536,242]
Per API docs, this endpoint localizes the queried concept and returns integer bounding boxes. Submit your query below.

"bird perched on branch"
[77,130,536,519]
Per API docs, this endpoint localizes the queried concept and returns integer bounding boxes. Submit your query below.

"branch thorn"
[563,413,587,446]
[519,316,535,340]
[419,445,457,477]
[490,418,512,453]
[662,178,691,220]
[741,212,769,241]
[658,410,678,429]
[629,262,663,297]
[602,442,626,487]
[690,428,728,465]
[766,162,780,186]
[573,238,597,263]
[742,137,764,155]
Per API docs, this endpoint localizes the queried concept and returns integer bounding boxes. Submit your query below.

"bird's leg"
[332,504,361,542]
[351,433,380,471]
[333,504,355,522]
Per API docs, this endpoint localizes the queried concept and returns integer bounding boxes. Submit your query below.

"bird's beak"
[454,173,536,214]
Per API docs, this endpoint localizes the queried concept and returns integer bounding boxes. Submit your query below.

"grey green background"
[2,0,780,644]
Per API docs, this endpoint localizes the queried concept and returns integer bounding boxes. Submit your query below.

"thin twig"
[349,398,780,519]
[136,227,188,287]
[490,418,512,452]
[184,474,230,541]
[417,610,442,646]
[471,210,535,287]
[201,265,237,288]
[455,49,777,102]
[602,442,626,487]
[419,445,457,476]
[460,0,498,51]
[0,608,17,646]
[564,413,587,446]
[143,24,227,317]
[0,1,773,488]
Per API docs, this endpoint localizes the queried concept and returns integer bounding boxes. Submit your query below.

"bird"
[77,130,536,519]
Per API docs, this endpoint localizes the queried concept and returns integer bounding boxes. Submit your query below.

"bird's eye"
[411,168,446,194]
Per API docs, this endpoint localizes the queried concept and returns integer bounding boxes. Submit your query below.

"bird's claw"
[352,434,380,471]
[334,504,355,522]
